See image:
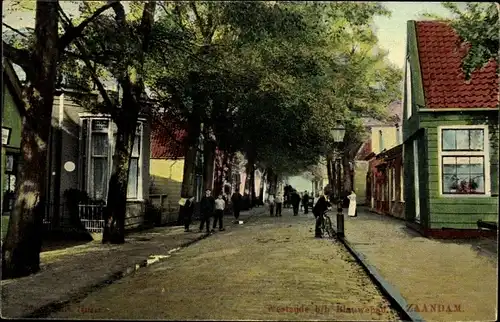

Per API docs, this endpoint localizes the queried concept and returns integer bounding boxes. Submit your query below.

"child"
[213,194,226,231]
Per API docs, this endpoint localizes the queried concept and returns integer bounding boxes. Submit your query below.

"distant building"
[357,100,403,209]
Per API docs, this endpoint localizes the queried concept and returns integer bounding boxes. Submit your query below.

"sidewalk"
[1,208,265,319]
[338,207,497,321]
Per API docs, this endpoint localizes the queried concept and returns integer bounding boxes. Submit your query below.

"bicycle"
[321,208,336,238]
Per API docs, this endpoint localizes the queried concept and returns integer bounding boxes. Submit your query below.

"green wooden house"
[1,60,25,240]
[402,20,498,238]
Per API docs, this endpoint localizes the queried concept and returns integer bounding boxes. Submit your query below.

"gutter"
[332,233,425,322]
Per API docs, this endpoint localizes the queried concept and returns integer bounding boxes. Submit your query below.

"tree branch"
[2,41,34,80]
[57,4,115,115]
[189,2,206,38]
[2,23,29,38]
[58,1,121,52]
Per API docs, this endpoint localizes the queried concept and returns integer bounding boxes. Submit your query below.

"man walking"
[199,189,215,234]
[291,190,301,216]
[275,192,283,216]
[231,189,242,221]
[302,191,310,214]
[213,193,226,231]
[268,194,275,216]
[183,196,195,232]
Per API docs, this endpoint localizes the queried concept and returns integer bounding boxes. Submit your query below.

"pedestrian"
[302,190,310,214]
[213,194,226,231]
[183,196,195,232]
[291,190,301,216]
[275,192,283,217]
[347,190,357,217]
[231,189,242,222]
[313,193,331,238]
[268,194,275,216]
[199,189,215,233]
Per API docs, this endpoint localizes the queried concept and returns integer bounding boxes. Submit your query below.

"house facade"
[403,20,498,238]
[1,60,24,239]
[359,101,403,210]
[46,90,151,232]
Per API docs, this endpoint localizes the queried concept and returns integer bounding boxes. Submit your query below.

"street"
[49,209,400,320]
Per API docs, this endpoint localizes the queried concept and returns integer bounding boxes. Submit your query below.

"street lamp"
[332,120,346,238]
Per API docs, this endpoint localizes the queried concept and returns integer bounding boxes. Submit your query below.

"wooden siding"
[403,131,430,228]
[149,159,184,214]
[421,112,499,229]
[402,21,425,143]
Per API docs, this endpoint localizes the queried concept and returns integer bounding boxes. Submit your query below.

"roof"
[150,120,187,159]
[362,100,403,127]
[355,139,372,160]
[376,144,403,161]
[415,21,498,109]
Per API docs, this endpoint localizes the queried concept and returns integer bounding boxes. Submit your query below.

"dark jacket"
[291,192,301,206]
[184,198,194,215]
[200,196,215,215]
[302,194,310,204]
[313,196,330,217]
[231,192,242,210]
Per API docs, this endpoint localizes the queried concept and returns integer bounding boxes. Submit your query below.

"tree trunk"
[203,136,216,192]
[259,169,266,203]
[101,2,156,244]
[179,114,202,196]
[102,133,132,244]
[326,154,335,197]
[102,93,139,244]
[342,155,353,196]
[2,0,59,279]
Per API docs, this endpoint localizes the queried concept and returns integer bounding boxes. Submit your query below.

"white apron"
[347,193,357,217]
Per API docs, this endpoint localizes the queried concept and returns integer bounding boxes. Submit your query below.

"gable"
[415,21,498,109]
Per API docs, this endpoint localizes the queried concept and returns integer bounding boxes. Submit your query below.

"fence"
[41,202,105,233]
[78,204,105,233]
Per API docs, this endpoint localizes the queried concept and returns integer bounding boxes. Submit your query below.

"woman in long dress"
[347,190,357,217]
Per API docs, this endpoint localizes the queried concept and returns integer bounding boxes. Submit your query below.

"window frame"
[79,115,145,202]
[437,125,490,197]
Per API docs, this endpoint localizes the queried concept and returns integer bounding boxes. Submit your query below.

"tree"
[57,0,157,243]
[2,0,121,278]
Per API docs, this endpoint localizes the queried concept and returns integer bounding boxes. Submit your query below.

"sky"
[2,1,459,71]
[373,2,457,68]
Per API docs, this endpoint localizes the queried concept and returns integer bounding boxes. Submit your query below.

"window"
[405,59,412,119]
[439,126,490,196]
[80,117,144,201]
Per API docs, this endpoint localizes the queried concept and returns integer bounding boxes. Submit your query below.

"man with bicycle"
[313,192,331,238]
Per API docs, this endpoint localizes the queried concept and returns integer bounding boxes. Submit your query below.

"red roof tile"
[415,21,498,109]
[150,120,187,159]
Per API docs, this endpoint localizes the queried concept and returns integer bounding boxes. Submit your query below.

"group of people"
[267,189,313,216]
[181,189,244,234]
[180,186,358,239]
